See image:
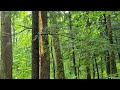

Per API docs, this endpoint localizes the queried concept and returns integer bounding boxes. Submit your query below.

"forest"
[0,11,120,79]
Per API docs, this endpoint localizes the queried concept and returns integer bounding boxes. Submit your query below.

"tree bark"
[106,14,117,76]
[39,11,50,79]
[95,58,99,79]
[52,25,65,79]
[1,11,13,79]
[103,14,111,77]
[50,12,65,79]
[32,11,39,79]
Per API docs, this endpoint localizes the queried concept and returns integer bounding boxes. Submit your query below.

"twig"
[19,25,32,29]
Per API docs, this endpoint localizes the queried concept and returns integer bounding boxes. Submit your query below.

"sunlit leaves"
[48,11,120,79]
[12,11,32,79]
[10,11,120,79]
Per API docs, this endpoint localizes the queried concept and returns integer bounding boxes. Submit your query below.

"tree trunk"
[92,61,95,79]
[114,33,120,63]
[86,11,91,79]
[0,11,5,79]
[12,14,16,46]
[103,14,111,77]
[51,24,65,79]
[1,11,13,79]
[68,11,77,79]
[39,11,50,79]
[106,14,117,76]
[100,57,103,79]
[77,56,81,79]
[95,58,99,79]
[32,11,39,79]
[118,53,120,61]
[51,39,55,79]
[105,50,110,77]
[50,12,65,79]
[86,51,91,79]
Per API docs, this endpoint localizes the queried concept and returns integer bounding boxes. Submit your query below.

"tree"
[92,60,95,79]
[85,11,91,79]
[106,14,117,77]
[103,14,111,78]
[94,56,99,79]
[50,12,65,79]
[68,11,77,79]
[1,11,13,79]
[51,38,55,79]
[100,57,104,78]
[39,11,50,79]
[1,11,120,79]
[32,11,39,79]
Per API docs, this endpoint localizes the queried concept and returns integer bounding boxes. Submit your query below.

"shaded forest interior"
[0,11,120,79]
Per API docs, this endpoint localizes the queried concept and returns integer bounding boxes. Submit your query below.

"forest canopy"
[0,11,120,79]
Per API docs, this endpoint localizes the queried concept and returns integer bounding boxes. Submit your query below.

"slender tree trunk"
[106,14,117,76]
[1,11,13,79]
[114,33,120,62]
[94,58,99,79]
[51,39,55,79]
[101,57,103,79]
[86,47,91,79]
[72,47,77,79]
[105,50,110,77]
[68,11,77,79]
[92,60,95,79]
[0,11,5,79]
[86,11,91,79]
[32,11,39,79]
[51,24,65,79]
[118,53,120,58]
[103,14,111,77]
[86,51,91,79]
[39,11,50,79]
[77,56,81,79]
[50,12,65,79]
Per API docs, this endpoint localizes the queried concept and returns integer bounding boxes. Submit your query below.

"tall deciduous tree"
[106,14,117,76]
[103,14,111,78]
[32,11,39,79]
[50,12,65,79]
[39,11,50,79]
[1,11,13,79]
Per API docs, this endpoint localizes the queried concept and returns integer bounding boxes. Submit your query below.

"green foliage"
[48,11,120,79]
[11,11,32,79]
[1,11,120,79]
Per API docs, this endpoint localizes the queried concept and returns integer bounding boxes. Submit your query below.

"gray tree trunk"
[1,11,13,79]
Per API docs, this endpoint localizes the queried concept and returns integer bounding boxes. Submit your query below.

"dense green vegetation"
[12,11,32,79]
[0,11,120,79]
